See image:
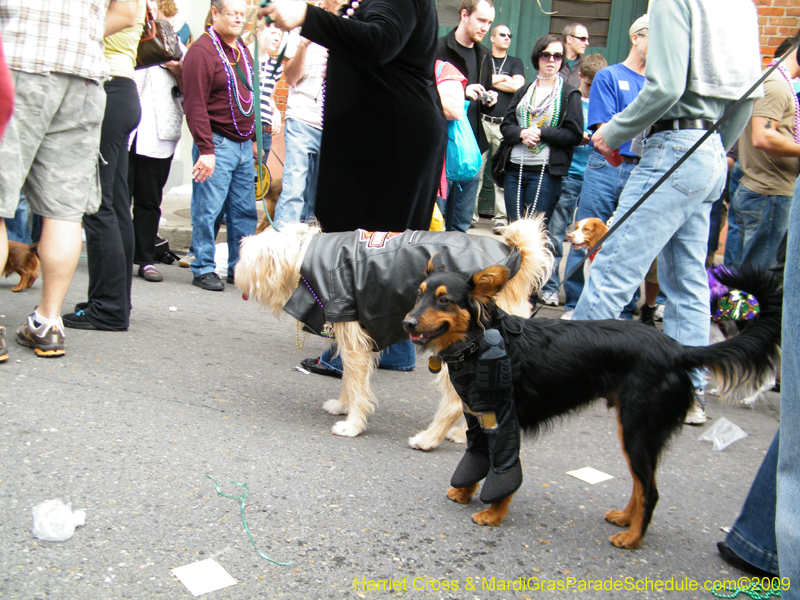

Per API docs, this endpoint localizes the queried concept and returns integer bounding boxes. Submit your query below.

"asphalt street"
[0,234,782,600]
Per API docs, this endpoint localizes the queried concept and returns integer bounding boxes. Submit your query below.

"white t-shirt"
[283,27,327,130]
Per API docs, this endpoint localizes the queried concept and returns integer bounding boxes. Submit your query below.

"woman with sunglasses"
[497,34,583,235]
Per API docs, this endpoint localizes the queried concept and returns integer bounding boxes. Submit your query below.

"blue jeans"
[573,130,726,388]
[445,172,481,232]
[562,152,639,315]
[725,431,780,576]
[190,134,257,278]
[733,183,791,270]
[320,340,416,374]
[274,118,320,225]
[4,193,31,243]
[777,174,800,597]
[542,174,582,294]
[503,166,562,226]
[723,160,744,267]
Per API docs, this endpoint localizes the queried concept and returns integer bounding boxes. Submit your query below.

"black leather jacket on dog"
[282,229,521,350]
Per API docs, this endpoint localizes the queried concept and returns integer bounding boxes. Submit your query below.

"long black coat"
[301,0,447,233]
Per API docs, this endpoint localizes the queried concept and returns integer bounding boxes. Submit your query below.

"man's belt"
[481,114,503,125]
[262,123,272,134]
[647,118,715,137]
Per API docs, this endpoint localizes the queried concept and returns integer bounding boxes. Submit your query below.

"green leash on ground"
[206,475,293,566]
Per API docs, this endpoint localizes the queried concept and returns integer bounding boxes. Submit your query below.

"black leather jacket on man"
[282,230,521,350]
[437,28,494,154]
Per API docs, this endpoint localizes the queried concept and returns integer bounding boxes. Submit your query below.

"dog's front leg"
[327,322,377,438]
[408,367,467,450]
[472,494,513,526]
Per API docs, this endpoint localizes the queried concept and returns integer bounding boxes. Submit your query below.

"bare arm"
[751,116,800,158]
[438,79,464,121]
[491,73,524,94]
[283,38,311,87]
[105,0,138,38]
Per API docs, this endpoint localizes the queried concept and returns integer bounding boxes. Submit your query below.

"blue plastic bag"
[446,100,482,182]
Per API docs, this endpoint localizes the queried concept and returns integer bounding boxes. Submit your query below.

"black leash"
[554,40,800,301]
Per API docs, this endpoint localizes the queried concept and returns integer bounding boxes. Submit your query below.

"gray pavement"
[0,221,781,599]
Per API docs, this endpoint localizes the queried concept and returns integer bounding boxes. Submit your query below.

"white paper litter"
[566,467,614,484]
[171,559,236,597]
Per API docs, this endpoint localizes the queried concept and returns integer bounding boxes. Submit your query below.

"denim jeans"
[320,340,416,374]
[725,431,780,576]
[562,152,638,315]
[733,182,791,270]
[445,172,481,232]
[503,166,562,226]
[190,134,257,278]
[573,130,726,388]
[542,174,582,294]
[723,160,744,267]
[4,193,31,243]
[274,118,320,225]
[777,174,800,597]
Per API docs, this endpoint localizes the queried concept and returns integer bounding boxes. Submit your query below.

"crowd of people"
[1,0,799,594]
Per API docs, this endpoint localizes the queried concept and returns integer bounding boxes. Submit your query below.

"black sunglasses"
[540,51,564,61]
[570,35,589,42]
[497,32,512,39]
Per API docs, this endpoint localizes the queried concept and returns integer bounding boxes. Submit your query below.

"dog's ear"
[469,266,510,306]
[425,253,446,276]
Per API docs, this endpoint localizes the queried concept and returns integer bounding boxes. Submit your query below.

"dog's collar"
[436,331,484,365]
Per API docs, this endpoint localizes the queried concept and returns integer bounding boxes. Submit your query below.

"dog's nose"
[402,317,418,332]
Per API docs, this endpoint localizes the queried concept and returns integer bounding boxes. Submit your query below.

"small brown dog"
[256,177,282,234]
[4,241,40,292]
[566,217,608,254]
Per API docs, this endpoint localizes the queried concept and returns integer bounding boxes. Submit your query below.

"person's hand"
[259,0,307,31]
[192,154,216,182]
[483,90,498,107]
[465,83,486,102]
[520,127,540,147]
[580,131,591,146]
[591,124,612,155]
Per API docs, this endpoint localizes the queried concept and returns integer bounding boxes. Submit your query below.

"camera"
[480,90,496,104]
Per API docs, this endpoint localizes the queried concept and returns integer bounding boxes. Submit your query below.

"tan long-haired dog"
[4,241,40,292]
[234,216,553,449]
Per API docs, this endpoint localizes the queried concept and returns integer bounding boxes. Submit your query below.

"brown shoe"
[138,264,164,282]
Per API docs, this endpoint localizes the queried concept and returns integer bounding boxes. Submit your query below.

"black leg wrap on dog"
[451,412,490,488]
[447,329,522,501]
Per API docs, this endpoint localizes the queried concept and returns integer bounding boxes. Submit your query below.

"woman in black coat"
[498,34,583,226]
[262,0,447,233]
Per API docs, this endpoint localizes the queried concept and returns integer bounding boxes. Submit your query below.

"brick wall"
[755,0,800,64]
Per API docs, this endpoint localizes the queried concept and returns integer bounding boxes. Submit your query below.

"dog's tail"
[680,266,782,399]
[497,214,553,317]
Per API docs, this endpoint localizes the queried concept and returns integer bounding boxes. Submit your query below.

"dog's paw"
[609,530,643,549]
[447,486,476,504]
[472,507,505,527]
[605,509,632,527]
[446,424,467,444]
[323,399,348,415]
[408,432,440,451]
[331,420,362,438]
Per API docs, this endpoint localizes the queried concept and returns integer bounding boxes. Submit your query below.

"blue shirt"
[587,63,645,157]
[568,96,591,179]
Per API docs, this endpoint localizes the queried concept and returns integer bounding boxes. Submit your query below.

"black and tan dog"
[403,259,781,549]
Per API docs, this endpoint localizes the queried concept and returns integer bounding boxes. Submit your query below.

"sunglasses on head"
[540,51,564,61]
[570,35,589,42]
[497,32,512,39]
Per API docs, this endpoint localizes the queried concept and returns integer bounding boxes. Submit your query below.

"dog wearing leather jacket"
[403,260,781,548]
[234,216,553,448]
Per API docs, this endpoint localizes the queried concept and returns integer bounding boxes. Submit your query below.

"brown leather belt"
[261,123,272,134]
[647,118,715,137]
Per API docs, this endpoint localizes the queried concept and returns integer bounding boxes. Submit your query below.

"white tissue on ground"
[31,499,86,542]
[698,417,748,451]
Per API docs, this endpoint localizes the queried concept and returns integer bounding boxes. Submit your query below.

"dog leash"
[556,40,800,297]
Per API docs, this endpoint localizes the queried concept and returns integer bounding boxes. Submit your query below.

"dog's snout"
[402,316,419,333]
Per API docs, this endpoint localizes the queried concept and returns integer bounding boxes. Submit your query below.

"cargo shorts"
[0,70,105,221]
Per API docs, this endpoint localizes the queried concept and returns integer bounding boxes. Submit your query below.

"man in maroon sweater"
[183,0,258,291]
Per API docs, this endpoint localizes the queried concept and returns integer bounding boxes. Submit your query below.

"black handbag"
[491,141,513,189]
[136,10,183,70]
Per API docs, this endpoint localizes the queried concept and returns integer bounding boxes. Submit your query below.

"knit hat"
[629,14,649,38]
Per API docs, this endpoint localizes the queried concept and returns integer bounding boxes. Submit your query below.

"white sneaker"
[541,291,559,306]
[561,310,573,320]
[684,401,707,425]
[178,252,195,268]
[655,304,665,322]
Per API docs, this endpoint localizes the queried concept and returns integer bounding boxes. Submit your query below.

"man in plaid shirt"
[0,0,137,358]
